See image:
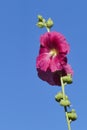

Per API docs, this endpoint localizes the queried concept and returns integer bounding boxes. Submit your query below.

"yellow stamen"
[50,48,58,57]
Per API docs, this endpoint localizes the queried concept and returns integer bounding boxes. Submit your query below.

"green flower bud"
[55,92,63,102]
[55,92,69,102]
[67,110,77,121]
[68,113,77,121]
[37,15,44,22]
[60,99,71,107]
[62,74,73,84]
[36,22,45,28]
[46,18,54,28]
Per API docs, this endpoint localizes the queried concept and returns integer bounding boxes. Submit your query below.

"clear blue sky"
[0,0,87,130]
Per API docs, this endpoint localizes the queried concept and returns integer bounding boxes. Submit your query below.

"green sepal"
[62,74,73,84]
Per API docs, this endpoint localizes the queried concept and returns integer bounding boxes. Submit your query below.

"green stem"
[46,26,50,32]
[64,107,71,130]
[43,22,50,32]
[61,77,71,130]
[60,77,65,99]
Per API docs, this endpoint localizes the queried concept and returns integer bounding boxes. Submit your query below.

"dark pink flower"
[36,31,73,86]
[37,64,73,86]
[36,31,70,72]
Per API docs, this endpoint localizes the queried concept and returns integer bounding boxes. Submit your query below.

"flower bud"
[37,15,44,22]
[37,22,45,28]
[55,92,63,102]
[60,99,71,107]
[55,92,68,102]
[62,74,73,84]
[67,109,77,121]
[46,18,54,28]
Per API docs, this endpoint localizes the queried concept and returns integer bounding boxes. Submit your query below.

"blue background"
[0,0,86,130]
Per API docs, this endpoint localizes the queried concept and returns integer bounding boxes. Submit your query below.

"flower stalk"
[64,107,71,130]
[36,15,53,32]
[36,14,77,130]
[55,76,77,130]
[61,77,71,130]
[46,26,50,32]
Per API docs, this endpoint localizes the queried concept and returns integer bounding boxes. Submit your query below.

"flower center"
[50,48,58,57]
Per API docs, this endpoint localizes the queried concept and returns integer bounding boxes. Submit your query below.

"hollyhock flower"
[36,31,70,72]
[37,64,73,86]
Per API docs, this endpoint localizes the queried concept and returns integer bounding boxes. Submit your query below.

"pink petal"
[36,53,50,71]
[39,46,49,54]
[40,31,70,54]
[37,69,60,86]
[50,55,67,72]
[63,64,74,75]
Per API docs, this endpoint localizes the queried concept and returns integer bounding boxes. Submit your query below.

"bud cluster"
[55,75,77,123]
[55,92,77,122]
[55,92,70,107]
[36,15,54,30]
